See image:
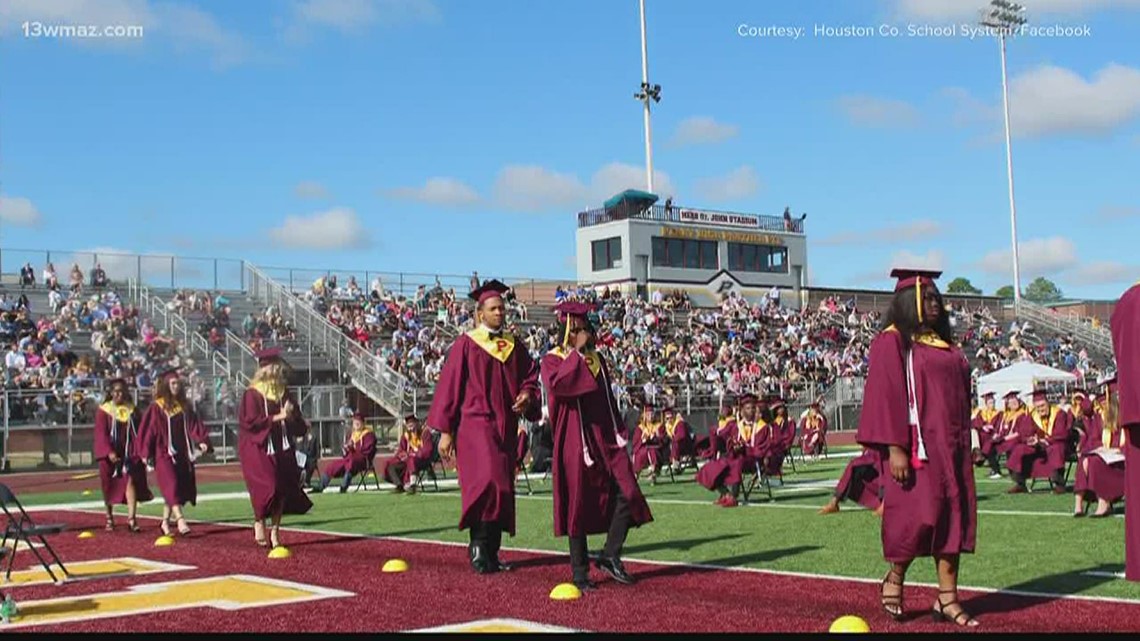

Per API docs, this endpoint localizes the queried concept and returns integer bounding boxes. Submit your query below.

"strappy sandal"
[253,521,268,547]
[105,517,115,532]
[127,517,142,533]
[176,517,191,536]
[932,590,979,628]
[160,518,172,537]
[880,569,905,620]
[269,526,281,549]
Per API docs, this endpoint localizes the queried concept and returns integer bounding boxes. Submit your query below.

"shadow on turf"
[958,564,1124,617]
[629,545,823,581]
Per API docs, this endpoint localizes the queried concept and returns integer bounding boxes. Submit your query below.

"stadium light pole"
[634,0,661,194]
[981,0,1027,308]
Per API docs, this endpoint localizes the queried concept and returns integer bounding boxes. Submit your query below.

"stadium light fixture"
[980,0,1028,307]
[633,0,661,193]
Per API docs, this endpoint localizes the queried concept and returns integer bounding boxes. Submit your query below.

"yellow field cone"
[81,490,93,496]
[154,535,176,547]
[829,615,870,633]
[268,546,292,559]
[382,558,408,573]
[77,531,95,540]
[549,583,581,601]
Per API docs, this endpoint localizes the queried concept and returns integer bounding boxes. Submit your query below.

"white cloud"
[1097,205,1140,221]
[817,219,946,246]
[891,0,1140,21]
[836,95,921,128]
[385,177,480,207]
[269,207,372,250]
[294,181,330,200]
[490,162,676,213]
[669,116,739,147]
[890,249,946,271]
[693,166,762,202]
[1067,261,1137,286]
[0,195,42,226]
[0,0,249,67]
[978,236,1079,277]
[282,0,439,41]
[948,64,1140,139]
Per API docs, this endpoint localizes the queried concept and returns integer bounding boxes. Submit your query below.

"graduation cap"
[890,268,943,324]
[768,397,786,410]
[662,406,676,415]
[1031,390,1048,402]
[738,393,758,405]
[105,376,129,389]
[469,279,510,305]
[158,366,181,381]
[255,346,283,366]
[404,414,419,422]
[1003,389,1021,401]
[352,411,365,421]
[554,301,596,345]
[981,391,995,398]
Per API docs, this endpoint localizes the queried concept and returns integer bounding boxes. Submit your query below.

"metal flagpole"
[635,0,661,193]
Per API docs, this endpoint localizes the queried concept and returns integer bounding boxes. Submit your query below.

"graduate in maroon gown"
[540,301,652,591]
[319,412,378,493]
[818,449,883,516]
[426,280,541,574]
[1074,378,1126,518]
[800,402,828,459]
[663,407,694,472]
[632,404,668,483]
[94,378,153,532]
[1110,281,1140,581]
[697,403,735,460]
[139,368,211,537]
[767,398,796,474]
[986,391,1030,479]
[238,348,313,548]
[696,394,760,507]
[383,415,434,493]
[1005,390,1071,494]
[971,392,1001,472]
[856,269,978,628]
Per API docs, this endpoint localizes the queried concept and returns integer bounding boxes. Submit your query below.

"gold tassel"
[915,278,923,324]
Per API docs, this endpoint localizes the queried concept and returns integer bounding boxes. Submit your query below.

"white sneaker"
[988,472,1002,480]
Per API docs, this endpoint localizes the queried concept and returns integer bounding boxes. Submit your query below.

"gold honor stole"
[546,346,601,377]
[639,421,661,440]
[1032,406,1061,437]
[665,417,682,438]
[156,397,183,417]
[1000,408,1024,434]
[100,402,134,423]
[407,431,421,453]
[739,419,764,444]
[884,325,951,349]
[469,327,516,363]
[251,380,285,403]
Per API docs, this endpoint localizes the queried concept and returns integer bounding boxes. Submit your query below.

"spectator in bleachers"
[19,263,35,289]
[43,262,58,290]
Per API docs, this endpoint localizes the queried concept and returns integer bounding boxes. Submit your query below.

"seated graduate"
[318,412,377,493]
[1074,378,1126,518]
[382,414,435,493]
[662,406,695,472]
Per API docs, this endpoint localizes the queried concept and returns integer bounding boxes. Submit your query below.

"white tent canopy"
[976,361,1078,404]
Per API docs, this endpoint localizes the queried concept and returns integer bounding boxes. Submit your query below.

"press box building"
[574,194,809,307]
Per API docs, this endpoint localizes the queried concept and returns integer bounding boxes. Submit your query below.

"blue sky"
[0,0,1137,299]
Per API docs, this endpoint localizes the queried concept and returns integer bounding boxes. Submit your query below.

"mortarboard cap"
[255,346,283,366]
[1003,390,1020,400]
[981,391,995,398]
[768,397,786,410]
[352,412,365,420]
[105,376,128,388]
[1031,390,1048,402]
[469,279,510,305]
[404,414,419,422]
[553,301,595,322]
[890,268,943,292]
[739,393,758,405]
[158,367,181,380]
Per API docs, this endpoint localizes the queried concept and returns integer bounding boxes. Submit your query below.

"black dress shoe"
[491,557,514,572]
[573,577,598,592]
[595,556,635,585]
[469,544,496,574]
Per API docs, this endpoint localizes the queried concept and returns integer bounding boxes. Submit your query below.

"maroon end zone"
[3,509,1138,633]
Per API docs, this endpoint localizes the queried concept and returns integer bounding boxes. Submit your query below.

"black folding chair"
[413,431,445,492]
[352,455,382,493]
[0,483,71,584]
[741,461,775,504]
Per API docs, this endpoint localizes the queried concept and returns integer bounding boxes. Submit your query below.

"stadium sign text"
[677,209,759,229]
[659,226,785,246]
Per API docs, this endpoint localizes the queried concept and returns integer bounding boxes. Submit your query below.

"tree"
[1024,277,1064,303]
[945,277,982,295]
[995,285,1016,299]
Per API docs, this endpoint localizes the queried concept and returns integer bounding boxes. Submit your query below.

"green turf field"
[47,451,1139,602]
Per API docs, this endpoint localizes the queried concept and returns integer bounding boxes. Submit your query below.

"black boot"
[486,522,512,572]
[468,523,494,574]
[569,536,596,591]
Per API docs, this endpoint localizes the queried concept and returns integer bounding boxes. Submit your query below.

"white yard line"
[53,507,1140,607]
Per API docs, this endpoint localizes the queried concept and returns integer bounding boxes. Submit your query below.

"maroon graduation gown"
[1007,407,1071,478]
[426,330,541,535]
[93,405,154,505]
[238,388,313,520]
[972,408,1001,457]
[140,402,211,507]
[666,418,694,464]
[632,422,668,473]
[1074,414,1126,503]
[835,449,883,510]
[801,412,827,454]
[383,429,434,486]
[540,347,652,537]
[1110,283,1140,581]
[696,421,747,490]
[324,431,378,479]
[856,329,977,563]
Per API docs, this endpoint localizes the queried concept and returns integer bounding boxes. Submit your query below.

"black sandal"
[127,518,142,533]
[880,569,905,620]
[933,590,979,627]
[176,517,191,536]
[105,517,115,532]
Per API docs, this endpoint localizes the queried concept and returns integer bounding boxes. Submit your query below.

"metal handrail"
[1013,299,1113,356]
[128,279,239,384]
[242,263,411,415]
